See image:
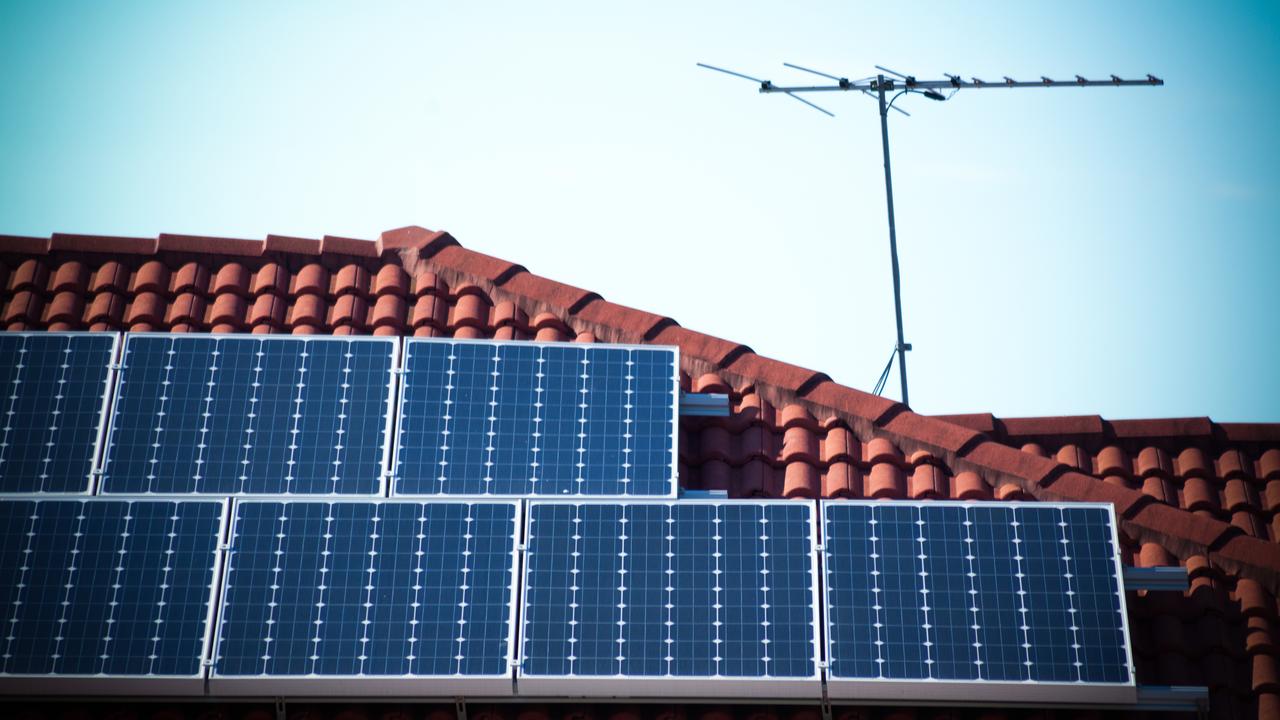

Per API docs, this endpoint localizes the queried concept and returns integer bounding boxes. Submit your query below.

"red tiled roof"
[2,225,1279,719]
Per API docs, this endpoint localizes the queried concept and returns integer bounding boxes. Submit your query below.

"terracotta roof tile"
[264,233,321,255]
[50,232,157,255]
[573,297,674,341]
[158,232,263,256]
[0,234,51,254]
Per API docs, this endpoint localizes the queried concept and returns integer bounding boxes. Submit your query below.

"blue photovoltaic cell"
[823,501,1131,686]
[0,498,223,678]
[394,340,677,497]
[521,501,818,681]
[0,333,115,494]
[100,334,395,495]
[213,500,517,679]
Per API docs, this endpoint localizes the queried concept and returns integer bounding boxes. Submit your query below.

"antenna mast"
[697,63,1164,407]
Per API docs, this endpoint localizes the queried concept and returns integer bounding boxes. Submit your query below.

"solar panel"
[210,499,520,696]
[519,500,820,697]
[822,500,1135,704]
[393,339,678,498]
[100,334,397,495]
[0,497,226,695]
[0,332,117,494]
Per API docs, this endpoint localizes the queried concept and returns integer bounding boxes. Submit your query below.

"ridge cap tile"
[930,412,996,433]
[50,232,158,255]
[158,233,264,257]
[1223,423,1280,444]
[320,234,379,257]
[500,271,601,315]
[651,325,751,368]
[723,352,830,398]
[1000,414,1105,437]
[264,233,322,255]
[961,439,1062,486]
[430,244,527,285]
[377,225,456,254]
[803,380,903,425]
[573,297,675,342]
[0,234,52,255]
[1110,416,1215,438]
[879,411,985,456]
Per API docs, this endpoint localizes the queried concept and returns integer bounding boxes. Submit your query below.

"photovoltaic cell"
[393,339,677,497]
[519,500,820,697]
[822,501,1133,703]
[0,332,116,494]
[211,499,519,695]
[100,334,396,495]
[0,498,225,693]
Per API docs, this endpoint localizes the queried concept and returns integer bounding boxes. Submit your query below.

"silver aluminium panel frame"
[516,498,823,699]
[99,332,400,497]
[207,497,523,697]
[0,495,229,696]
[391,337,681,500]
[0,331,120,496]
[818,499,1138,706]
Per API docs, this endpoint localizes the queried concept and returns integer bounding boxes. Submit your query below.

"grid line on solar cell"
[519,500,820,695]
[211,499,519,690]
[393,339,677,497]
[0,333,116,494]
[100,334,397,495]
[0,498,225,685]
[822,500,1132,692]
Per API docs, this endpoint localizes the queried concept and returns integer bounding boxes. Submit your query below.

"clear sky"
[1,1,1276,422]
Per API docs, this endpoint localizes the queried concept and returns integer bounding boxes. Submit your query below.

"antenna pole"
[697,63,1162,407]
[876,75,910,407]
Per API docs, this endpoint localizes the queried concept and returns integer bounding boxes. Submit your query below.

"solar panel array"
[822,501,1132,703]
[519,500,820,697]
[0,331,1140,705]
[393,340,678,497]
[0,498,225,693]
[211,499,519,695]
[0,333,116,494]
[100,334,398,495]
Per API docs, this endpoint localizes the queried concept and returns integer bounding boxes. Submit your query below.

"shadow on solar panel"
[517,499,822,698]
[0,333,117,495]
[392,339,679,498]
[0,498,226,695]
[208,499,520,696]
[99,334,397,496]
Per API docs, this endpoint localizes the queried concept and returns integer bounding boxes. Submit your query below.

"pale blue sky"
[1,1,1276,421]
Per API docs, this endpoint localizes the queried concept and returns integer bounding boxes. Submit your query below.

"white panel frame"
[819,499,1138,706]
[0,496,229,696]
[391,337,680,500]
[99,332,399,497]
[207,497,522,697]
[0,331,119,496]
[517,498,823,699]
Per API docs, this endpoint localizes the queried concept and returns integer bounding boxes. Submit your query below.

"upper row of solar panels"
[0,332,678,497]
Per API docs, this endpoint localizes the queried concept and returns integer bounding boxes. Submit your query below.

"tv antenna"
[696,62,1163,407]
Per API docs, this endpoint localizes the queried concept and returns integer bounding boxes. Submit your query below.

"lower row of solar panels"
[0,498,1135,705]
